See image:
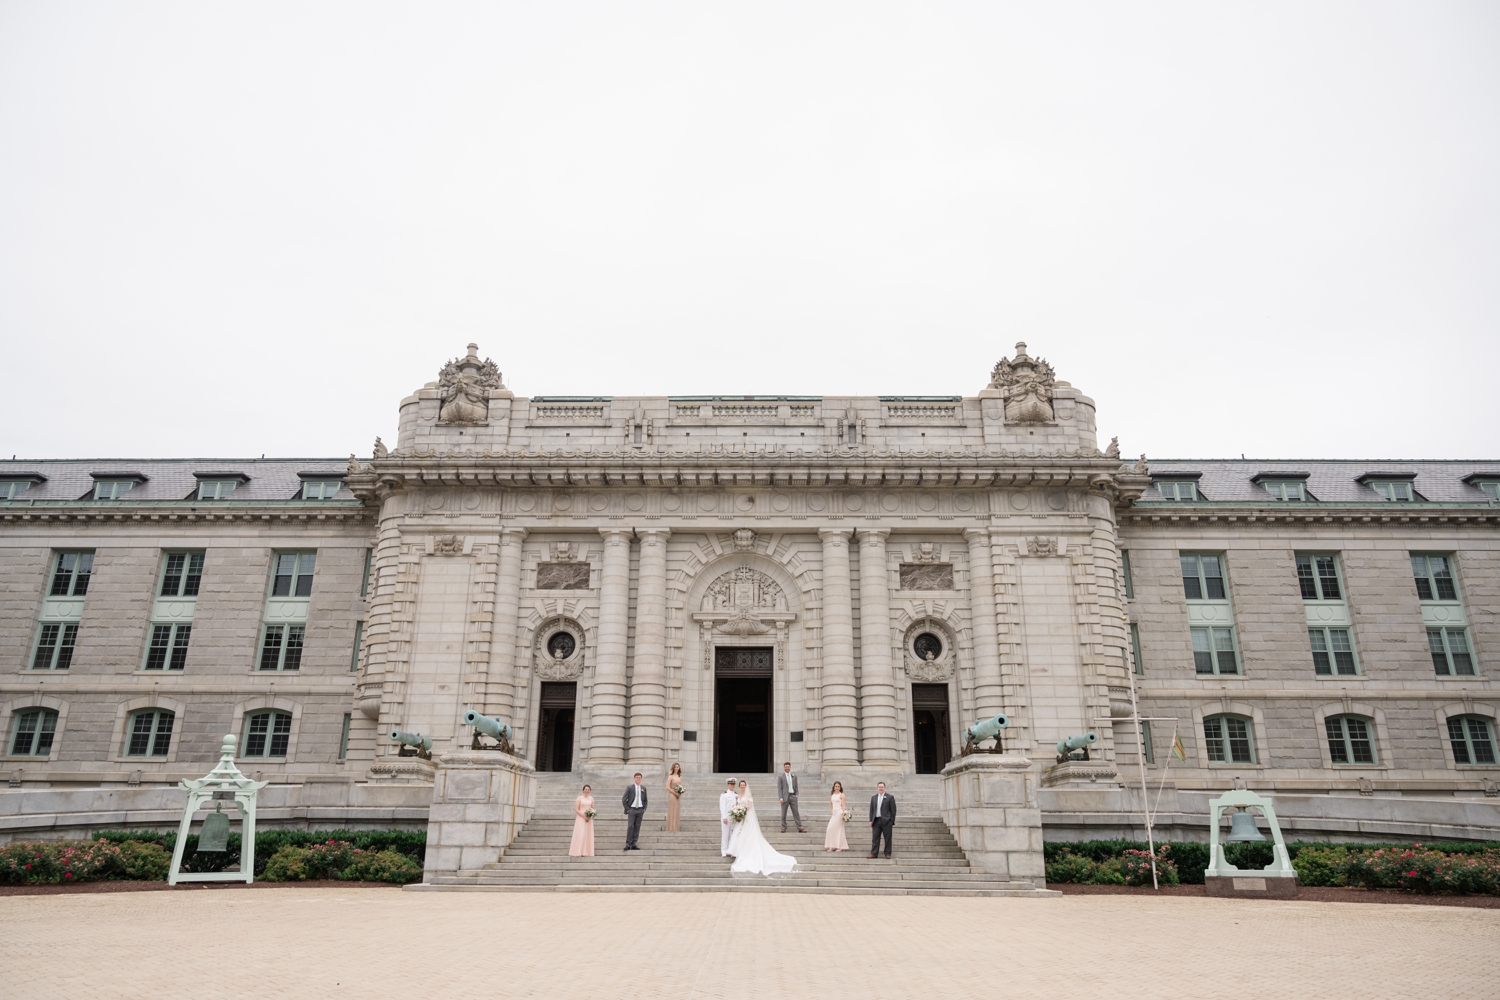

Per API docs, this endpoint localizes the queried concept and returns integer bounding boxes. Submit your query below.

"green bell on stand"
[1226,807,1267,843]
[198,801,230,852]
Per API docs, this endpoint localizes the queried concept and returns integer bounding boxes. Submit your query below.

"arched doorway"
[911,683,952,774]
[536,682,576,772]
[713,646,773,773]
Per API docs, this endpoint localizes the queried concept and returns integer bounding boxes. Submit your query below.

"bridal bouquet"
[583,808,596,820]
[840,810,853,823]
[672,782,685,797]
[730,805,748,823]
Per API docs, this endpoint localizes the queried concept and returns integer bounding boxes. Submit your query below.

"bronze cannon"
[389,729,433,760]
[961,713,1010,755]
[1055,731,1098,763]
[463,709,515,754]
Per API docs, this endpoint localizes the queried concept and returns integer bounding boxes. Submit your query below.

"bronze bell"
[198,802,230,852]
[1226,807,1267,843]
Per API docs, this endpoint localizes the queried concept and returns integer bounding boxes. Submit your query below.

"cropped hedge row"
[1044,839,1500,893]
[0,829,426,885]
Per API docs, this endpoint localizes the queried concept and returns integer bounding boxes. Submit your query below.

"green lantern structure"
[1203,788,1298,897]
[167,734,268,885]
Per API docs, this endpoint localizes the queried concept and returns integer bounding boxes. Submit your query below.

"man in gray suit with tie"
[868,781,896,858]
[777,761,805,833]
[621,772,648,851]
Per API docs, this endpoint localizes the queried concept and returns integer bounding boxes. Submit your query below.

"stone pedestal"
[939,754,1045,882]
[1204,875,1299,899]
[422,750,536,881]
[1040,759,1121,788]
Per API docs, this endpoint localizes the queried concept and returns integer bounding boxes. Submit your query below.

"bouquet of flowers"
[841,810,853,824]
[672,782,685,797]
[583,808,596,820]
[730,805,748,823]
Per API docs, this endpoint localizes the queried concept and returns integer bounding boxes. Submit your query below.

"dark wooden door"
[911,683,952,774]
[538,682,577,772]
[713,647,773,773]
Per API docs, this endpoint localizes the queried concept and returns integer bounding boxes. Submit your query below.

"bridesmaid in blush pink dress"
[824,781,849,851]
[665,763,684,832]
[569,784,595,857]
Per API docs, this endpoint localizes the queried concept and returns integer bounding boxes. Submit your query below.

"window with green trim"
[1429,628,1475,676]
[92,479,138,501]
[1191,627,1239,675]
[242,710,291,758]
[1180,554,1227,601]
[125,709,174,757]
[351,621,364,672]
[1140,719,1154,764]
[301,480,343,500]
[360,548,372,597]
[196,479,240,500]
[158,551,204,598]
[1370,480,1416,502]
[270,552,315,597]
[1261,479,1309,501]
[1,479,37,500]
[31,623,78,670]
[143,624,191,670]
[1476,480,1500,501]
[1130,623,1143,675]
[1296,554,1343,601]
[1154,479,1200,501]
[9,708,57,756]
[1411,554,1459,602]
[1309,627,1357,675]
[1447,716,1497,765]
[50,551,93,597]
[258,624,305,671]
[1325,715,1376,764]
[1203,714,1255,763]
[339,713,351,761]
[1120,550,1133,599]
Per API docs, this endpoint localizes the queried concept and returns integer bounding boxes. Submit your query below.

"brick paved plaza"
[4,888,1497,999]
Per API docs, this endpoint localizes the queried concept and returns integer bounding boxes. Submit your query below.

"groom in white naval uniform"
[719,778,739,856]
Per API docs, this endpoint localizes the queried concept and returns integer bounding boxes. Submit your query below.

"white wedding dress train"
[727,796,798,877]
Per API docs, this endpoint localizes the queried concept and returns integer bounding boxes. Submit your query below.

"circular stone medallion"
[553,494,572,511]
[590,494,609,512]
[807,494,827,512]
[1047,492,1067,511]
[881,494,900,512]
[626,493,645,511]
[844,493,864,512]
[954,494,974,512]
[736,494,755,512]
[699,494,718,512]
[1009,492,1029,511]
[516,494,537,512]
[917,494,937,512]
[771,494,791,512]
[662,493,682,512]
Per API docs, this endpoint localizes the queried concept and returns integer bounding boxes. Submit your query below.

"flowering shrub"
[1346,845,1500,895]
[0,838,170,885]
[1118,845,1180,886]
[340,848,423,884]
[261,840,420,883]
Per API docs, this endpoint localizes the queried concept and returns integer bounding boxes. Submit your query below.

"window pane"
[1448,630,1474,675]
[1315,557,1341,600]
[12,710,39,755]
[50,553,75,596]
[128,713,154,756]
[1296,556,1318,600]
[1449,717,1472,763]
[282,625,305,671]
[72,554,93,596]
[1467,719,1496,765]
[145,624,172,669]
[1129,623,1142,675]
[246,713,269,756]
[1121,551,1133,599]
[151,712,173,756]
[1225,717,1253,763]
[1204,717,1225,762]
[169,625,191,670]
[1330,629,1357,675]
[294,553,315,597]
[259,626,284,670]
[1192,628,1214,674]
[1326,717,1348,763]
[54,625,77,670]
[1213,628,1238,674]
[1346,718,1374,764]
[1432,556,1457,601]
[33,624,59,670]
[1428,629,1451,675]
[34,712,56,756]
[183,553,204,597]
[161,553,184,596]
[1181,556,1202,600]
[1202,557,1225,600]
[270,713,292,757]
[1309,629,1331,675]
[272,554,295,596]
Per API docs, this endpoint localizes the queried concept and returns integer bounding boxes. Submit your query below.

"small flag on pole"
[1171,728,1187,762]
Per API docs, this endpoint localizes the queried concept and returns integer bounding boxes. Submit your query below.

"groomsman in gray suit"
[622,772,648,851]
[777,761,806,833]
[868,781,896,858]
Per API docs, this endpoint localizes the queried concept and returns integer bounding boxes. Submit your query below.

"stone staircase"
[410,772,1052,897]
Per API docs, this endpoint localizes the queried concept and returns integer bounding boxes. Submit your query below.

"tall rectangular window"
[1181,554,1227,601]
[1203,715,1255,764]
[351,621,364,672]
[1429,628,1475,676]
[159,551,204,598]
[1192,627,1239,675]
[1309,628,1357,675]
[31,623,78,670]
[1120,550,1133,600]
[339,713,352,761]
[1139,719,1154,764]
[1296,554,1343,601]
[360,548,373,597]
[271,552,316,597]
[50,551,94,597]
[259,624,305,671]
[143,624,191,670]
[1130,623,1143,675]
[1411,554,1458,602]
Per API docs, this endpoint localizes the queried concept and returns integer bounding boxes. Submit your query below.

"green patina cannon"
[389,729,433,760]
[464,709,515,754]
[1055,731,1098,763]
[961,713,1009,755]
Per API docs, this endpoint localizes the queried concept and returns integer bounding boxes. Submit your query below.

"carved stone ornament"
[533,618,586,681]
[691,565,797,669]
[432,534,465,556]
[903,618,954,681]
[437,343,503,425]
[915,542,939,563]
[347,454,362,476]
[732,528,756,551]
[551,541,574,561]
[989,341,1056,424]
[1105,437,1120,459]
[372,436,389,459]
[1133,453,1150,475]
[1026,536,1058,557]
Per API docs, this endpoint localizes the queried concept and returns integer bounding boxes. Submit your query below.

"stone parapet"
[939,754,1044,880]
[422,749,536,881]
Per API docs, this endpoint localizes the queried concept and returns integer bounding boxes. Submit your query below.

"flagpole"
[1121,614,1158,891]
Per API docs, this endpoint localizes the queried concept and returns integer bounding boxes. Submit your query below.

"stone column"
[818,529,859,767]
[965,527,1005,721]
[627,528,671,767]
[485,526,527,727]
[856,529,899,765]
[589,528,633,766]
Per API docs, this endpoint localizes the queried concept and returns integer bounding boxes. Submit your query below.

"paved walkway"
[4,887,1497,998]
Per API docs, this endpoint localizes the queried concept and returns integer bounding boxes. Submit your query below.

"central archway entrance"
[713,646,773,774]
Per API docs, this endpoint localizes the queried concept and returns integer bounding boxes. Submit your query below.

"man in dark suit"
[622,772,648,851]
[868,781,896,858]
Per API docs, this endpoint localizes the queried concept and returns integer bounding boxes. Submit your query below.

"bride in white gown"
[727,780,798,877]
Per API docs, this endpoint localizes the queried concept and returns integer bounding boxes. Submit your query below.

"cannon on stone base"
[464,709,515,754]
[390,730,433,760]
[1055,731,1098,763]
[961,713,1009,755]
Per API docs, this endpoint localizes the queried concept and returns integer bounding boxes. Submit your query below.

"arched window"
[125,709,174,757]
[1446,716,1497,766]
[1325,714,1377,765]
[9,708,58,756]
[1203,714,1255,764]
[242,710,292,759]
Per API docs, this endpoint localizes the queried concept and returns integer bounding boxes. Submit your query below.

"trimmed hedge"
[94,828,425,877]
[261,840,423,884]
[1,839,171,885]
[1044,839,1500,892]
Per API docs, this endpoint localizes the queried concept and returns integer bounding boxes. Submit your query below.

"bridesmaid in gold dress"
[824,781,849,851]
[568,784,595,857]
[665,763,684,832]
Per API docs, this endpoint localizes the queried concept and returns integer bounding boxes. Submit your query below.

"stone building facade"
[2,343,1497,842]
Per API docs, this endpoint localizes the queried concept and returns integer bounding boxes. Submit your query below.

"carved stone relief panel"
[903,617,955,682]
[533,617,586,681]
[536,562,591,590]
[899,563,955,590]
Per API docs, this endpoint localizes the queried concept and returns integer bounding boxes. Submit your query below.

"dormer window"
[0,475,42,500]
[300,478,343,500]
[1154,478,1201,502]
[1368,480,1416,502]
[1463,475,1500,501]
[1258,478,1311,501]
[195,475,246,500]
[91,475,144,501]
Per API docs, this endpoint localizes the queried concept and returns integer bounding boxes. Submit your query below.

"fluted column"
[856,529,899,765]
[627,528,671,766]
[818,528,859,767]
[589,528,633,765]
[485,526,527,725]
[965,527,1004,719]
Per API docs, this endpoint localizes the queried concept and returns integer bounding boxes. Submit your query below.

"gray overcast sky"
[2,2,1496,461]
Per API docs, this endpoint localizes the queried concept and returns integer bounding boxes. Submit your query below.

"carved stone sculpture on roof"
[372,436,389,459]
[437,343,504,425]
[1133,454,1150,475]
[990,341,1056,424]
[1105,436,1121,459]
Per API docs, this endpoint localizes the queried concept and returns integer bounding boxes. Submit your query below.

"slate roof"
[1143,459,1500,504]
[0,458,357,503]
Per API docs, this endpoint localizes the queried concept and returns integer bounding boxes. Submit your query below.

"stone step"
[410,883,1053,897]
